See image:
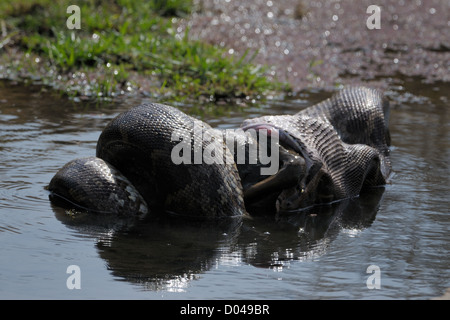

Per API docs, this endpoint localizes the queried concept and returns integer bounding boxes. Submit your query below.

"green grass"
[0,0,288,104]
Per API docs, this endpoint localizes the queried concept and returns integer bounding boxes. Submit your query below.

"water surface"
[0,79,448,299]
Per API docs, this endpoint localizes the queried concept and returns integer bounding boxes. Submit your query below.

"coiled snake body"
[48,87,391,219]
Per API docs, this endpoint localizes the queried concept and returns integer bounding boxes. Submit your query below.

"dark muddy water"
[0,79,448,299]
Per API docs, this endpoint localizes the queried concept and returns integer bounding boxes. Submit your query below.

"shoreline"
[0,0,448,103]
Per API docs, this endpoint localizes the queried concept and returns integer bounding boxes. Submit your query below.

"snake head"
[48,157,148,218]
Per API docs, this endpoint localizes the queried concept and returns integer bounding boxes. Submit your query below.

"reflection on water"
[0,79,448,299]
[50,187,385,292]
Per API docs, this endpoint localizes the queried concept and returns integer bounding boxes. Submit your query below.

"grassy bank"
[0,0,287,104]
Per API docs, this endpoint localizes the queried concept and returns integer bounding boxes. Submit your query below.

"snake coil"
[48,87,391,218]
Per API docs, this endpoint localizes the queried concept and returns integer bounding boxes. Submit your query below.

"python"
[48,87,391,218]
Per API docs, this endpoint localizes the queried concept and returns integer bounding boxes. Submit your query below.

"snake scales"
[48,86,391,219]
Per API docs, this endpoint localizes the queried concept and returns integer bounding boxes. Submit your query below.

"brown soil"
[179,0,449,92]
